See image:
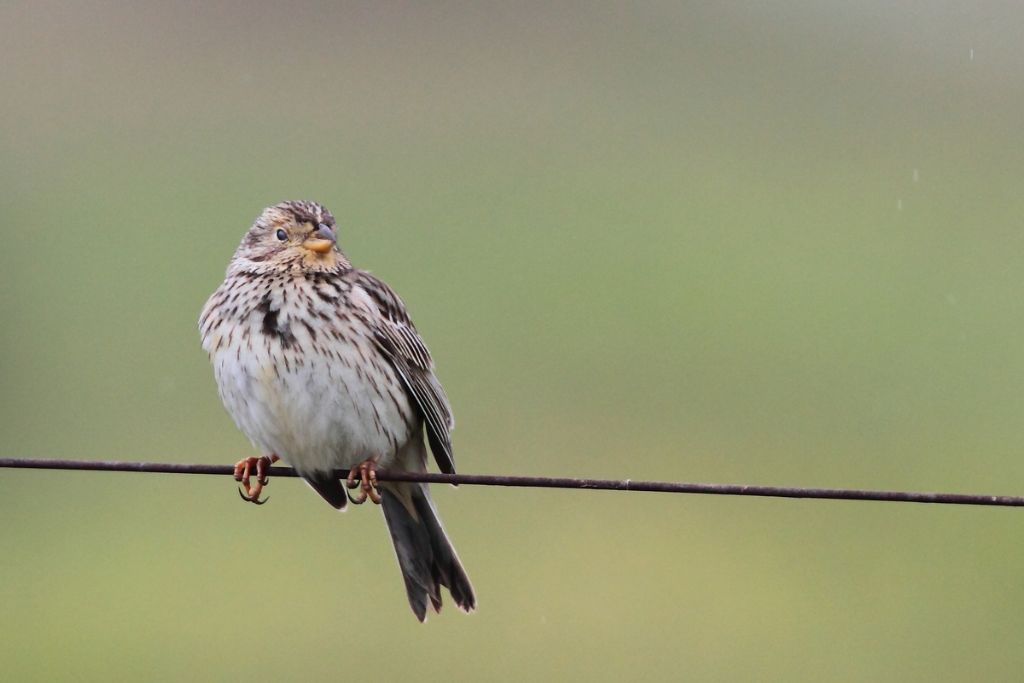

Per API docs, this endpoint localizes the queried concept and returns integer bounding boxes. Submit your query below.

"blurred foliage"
[2,2,1024,681]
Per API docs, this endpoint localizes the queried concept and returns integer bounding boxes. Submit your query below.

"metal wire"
[1,457,1022,507]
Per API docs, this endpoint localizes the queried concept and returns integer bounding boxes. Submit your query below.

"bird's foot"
[234,454,279,505]
[346,458,381,505]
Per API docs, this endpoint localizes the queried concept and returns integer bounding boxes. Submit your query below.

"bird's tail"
[380,482,476,621]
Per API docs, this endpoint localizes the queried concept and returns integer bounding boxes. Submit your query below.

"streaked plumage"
[199,200,474,620]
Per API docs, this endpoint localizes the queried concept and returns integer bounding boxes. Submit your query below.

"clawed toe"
[238,485,268,505]
[346,458,382,505]
[233,454,279,505]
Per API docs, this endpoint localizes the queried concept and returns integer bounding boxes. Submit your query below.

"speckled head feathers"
[230,200,349,274]
[266,200,335,229]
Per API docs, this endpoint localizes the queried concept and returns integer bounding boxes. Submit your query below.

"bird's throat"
[301,250,339,270]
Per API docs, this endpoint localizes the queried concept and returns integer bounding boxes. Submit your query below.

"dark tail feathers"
[381,483,475,621]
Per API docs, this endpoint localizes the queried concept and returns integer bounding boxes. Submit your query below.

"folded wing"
[351,271,456,474]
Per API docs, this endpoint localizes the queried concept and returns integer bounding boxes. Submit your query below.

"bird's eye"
[275,229,287,241]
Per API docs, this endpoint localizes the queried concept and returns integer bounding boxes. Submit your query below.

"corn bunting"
[199,200,475,620]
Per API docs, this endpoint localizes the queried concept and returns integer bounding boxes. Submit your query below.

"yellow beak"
[302,224,336,253]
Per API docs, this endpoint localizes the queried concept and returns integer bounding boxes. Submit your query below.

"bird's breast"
[204,276,417,475]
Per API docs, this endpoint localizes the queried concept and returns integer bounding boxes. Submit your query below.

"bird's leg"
[346,457,381,505]
[234,454,279,505]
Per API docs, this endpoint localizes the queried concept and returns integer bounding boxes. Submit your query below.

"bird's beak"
[302,224,336,254]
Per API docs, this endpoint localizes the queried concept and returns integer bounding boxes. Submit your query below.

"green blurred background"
[2,2,1023,680]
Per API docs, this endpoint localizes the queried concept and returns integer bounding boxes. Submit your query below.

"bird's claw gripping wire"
[346,458,382,505]
[234,454,279,505]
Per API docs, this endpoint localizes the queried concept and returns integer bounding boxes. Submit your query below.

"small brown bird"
[199,200,475,620]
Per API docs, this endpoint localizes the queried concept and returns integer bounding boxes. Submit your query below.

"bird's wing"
[351,271,456,474]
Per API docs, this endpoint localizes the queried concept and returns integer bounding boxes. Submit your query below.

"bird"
[198,200,475,621]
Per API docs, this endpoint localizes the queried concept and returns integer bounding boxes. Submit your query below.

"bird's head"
[231,200,350,273]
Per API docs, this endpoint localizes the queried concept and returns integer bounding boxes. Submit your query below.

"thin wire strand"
[1,457,1021,507]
